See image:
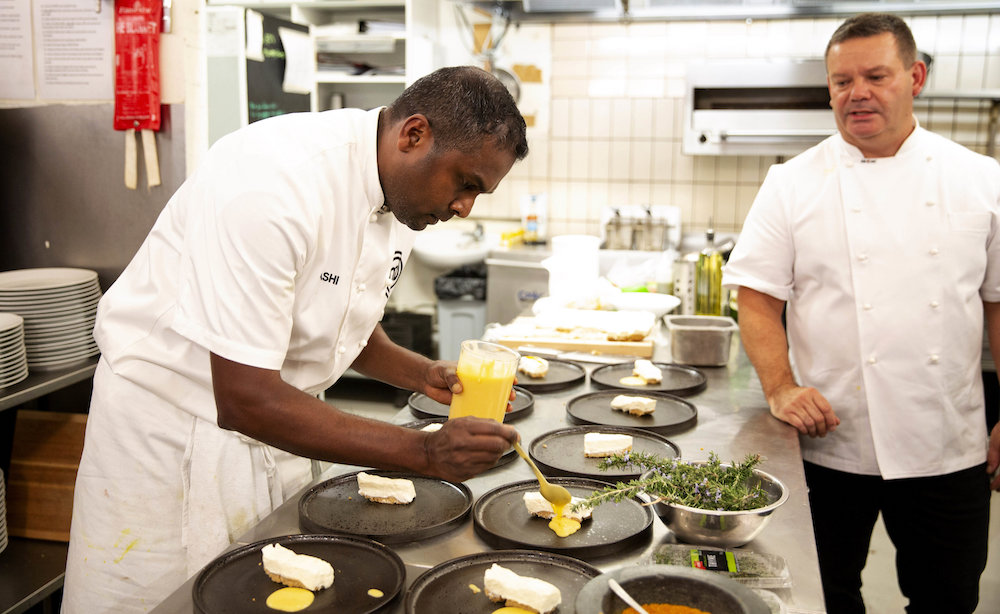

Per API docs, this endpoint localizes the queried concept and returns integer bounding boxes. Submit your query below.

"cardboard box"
[6,410,87,542]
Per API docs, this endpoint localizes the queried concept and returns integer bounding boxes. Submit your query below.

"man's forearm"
[737,287,797,403]
[350,323,436,391]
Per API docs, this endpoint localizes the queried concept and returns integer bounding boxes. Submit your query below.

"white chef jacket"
[723,123,1000,480]
[62,108,415,614]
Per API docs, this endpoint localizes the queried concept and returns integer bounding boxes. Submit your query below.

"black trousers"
[804,461,991,614]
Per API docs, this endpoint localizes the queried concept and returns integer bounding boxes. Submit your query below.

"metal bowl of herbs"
[574,452,788,548]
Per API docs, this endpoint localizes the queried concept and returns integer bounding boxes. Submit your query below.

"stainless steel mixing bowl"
[643,462,788,547]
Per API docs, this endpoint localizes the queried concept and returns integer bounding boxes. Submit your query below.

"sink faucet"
[469,222,485,242]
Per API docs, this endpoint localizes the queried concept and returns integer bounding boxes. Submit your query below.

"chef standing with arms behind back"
[724,12,1000,614]
[61,66,527,614]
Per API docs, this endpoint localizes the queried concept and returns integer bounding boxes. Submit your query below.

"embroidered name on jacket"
[320,272,340,285]
[386,251,403,298]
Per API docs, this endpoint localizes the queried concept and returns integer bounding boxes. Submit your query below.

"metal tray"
[192,533,404,613]
[472,477,653,559]
[404,549,601,614]
[590,361,707,396]
[514,358,587,393]
[566,390,698,435]
[529,425,681,481]
[408,386,534,421]
[299,470,471,544]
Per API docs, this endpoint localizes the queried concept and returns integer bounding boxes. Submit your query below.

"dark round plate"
[566,390,697,435]
[591,361,707,396]
[192,533,404,614]
[472,477,653,558]
[299,470,471,544]
[399,418,518,469]
[574,565,770,614]
[407,386,534,421]
[515,358,587,393]
[529,426,681,481]
[404,549,601,614]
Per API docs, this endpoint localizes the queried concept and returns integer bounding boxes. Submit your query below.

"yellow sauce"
[619,375,648,386]
[265,587,314,612]
[449,359,514,422]
[547,500,582,538]
[367,588,384,598]
[493,608,536,613]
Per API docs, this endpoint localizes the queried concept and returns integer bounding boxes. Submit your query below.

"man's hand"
[422,417,518,481]
[768,384,840,438]
[418,360,518,412]
[988,421,1000,491]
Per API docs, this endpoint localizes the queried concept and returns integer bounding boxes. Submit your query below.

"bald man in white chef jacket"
[723,13,1000,614]
[61,66,528,613]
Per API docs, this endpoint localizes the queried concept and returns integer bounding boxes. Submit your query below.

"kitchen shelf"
[0,537,68,614]
[0,357,98,413]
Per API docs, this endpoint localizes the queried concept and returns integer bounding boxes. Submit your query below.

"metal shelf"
[0,358,98,413]
[0,538,68,614]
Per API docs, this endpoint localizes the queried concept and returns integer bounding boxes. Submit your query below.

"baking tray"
[529,426,681,481]
[472,477,653,558]
[514,358,587,393]
[403,549,601,614]
[399,418,517,469]
[566,390,697,435]
[591,361,707,396]
[299,470,471,544]
[407,386,534,421]
[192,533,404,613]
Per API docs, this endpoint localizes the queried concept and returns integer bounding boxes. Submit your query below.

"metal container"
[644,463,788,548]
[666,314,738,366]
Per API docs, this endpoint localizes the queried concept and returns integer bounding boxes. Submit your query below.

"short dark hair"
[386,66,529,161]
[825,12,917,68]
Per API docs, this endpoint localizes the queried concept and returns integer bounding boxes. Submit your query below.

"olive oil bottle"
[695,226,723,316]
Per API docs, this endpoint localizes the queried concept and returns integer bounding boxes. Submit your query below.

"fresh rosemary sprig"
[571,451,771,512]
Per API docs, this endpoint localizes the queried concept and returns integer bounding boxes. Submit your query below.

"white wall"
[441,12,1000,237]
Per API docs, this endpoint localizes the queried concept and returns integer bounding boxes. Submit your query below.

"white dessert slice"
[522,491,593,521]
[357,471,416,504]
[261,543,334,591]
[518,356,550,379]
[633,359,662,384]
[583,432,634,457]
[610,394,657,416]
[483,563,562,614]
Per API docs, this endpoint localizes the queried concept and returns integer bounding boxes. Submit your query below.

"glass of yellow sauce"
[448,340,520,423]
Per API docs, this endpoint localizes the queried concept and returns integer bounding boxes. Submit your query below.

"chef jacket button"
[930,300,940,309]
[369,213,379,223]
[357,282,366,293]
[337,345,346,354]
[359,339,368,348]
[846,160,855,168]
[926,155,933,162]
[929,247,940,256]
[862,303,872,311]
[858,253,869,262]
[925,201,935,207]
[867,356,877,365]
[852,207,862,213]
[929,354,940,364]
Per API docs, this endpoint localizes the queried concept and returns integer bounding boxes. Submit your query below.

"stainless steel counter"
[150,333,825,614]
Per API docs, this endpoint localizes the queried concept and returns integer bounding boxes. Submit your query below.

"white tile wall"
[469,12,1000,238]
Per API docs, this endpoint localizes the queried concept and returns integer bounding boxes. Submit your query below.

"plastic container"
[647,543,792,589]
[666,315,738,366]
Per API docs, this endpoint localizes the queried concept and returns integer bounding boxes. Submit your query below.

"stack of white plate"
[0,268,102,372]
[0,313,28,388]
[1,467,7,555]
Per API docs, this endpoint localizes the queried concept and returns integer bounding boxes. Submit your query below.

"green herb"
[571,451,770,512]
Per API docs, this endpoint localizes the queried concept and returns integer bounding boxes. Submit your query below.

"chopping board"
[492,316,654,358]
